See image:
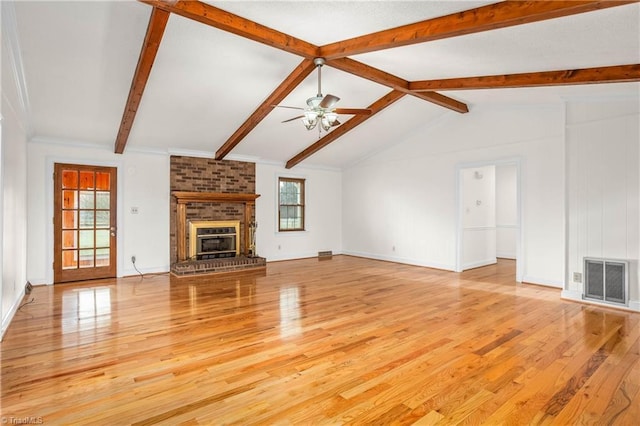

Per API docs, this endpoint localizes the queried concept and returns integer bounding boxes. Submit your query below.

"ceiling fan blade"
[319,94,340,109]
[282,115,305,123]
[334,108,372,115]
[272,105,305,111]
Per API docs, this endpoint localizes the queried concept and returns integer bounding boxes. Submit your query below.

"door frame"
[45,156,124,285]
[455,157,523,282]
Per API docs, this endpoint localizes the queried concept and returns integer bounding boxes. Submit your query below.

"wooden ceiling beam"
[286,90,406,169]
[328,57,409,91]
[409,64,640,91]
[411,92,468,113]
[131,0,635,162]
[319,1,638,60]
[215,59,317,160]
[139,0,319,58]
[114,7,169,154]
[328,58,468,113]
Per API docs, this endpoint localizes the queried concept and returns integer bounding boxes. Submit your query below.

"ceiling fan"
[275,58,372,135]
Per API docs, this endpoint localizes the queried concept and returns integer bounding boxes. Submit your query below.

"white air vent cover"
[583,258,628,305]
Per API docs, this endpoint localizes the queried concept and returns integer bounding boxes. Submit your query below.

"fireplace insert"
[196,227,236,259]
[189,220,240,260]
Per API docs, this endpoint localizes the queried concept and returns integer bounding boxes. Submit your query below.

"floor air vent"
[583,258,628,305]
[318,251,333,259]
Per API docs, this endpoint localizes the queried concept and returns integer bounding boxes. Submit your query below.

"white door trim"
[455,158,523,282]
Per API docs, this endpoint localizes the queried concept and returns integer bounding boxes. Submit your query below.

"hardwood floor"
[1,256,638,425]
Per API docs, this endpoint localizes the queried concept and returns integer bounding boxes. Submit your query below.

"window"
[278,177,305,231]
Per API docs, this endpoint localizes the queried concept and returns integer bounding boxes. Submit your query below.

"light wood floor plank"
[1,256,638,424]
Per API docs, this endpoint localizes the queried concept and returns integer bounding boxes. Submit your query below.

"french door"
[53,163,117,283]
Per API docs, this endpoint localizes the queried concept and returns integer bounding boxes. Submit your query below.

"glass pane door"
[54,164,117,283]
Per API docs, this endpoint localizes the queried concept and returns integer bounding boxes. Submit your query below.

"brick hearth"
[171,256,266,277]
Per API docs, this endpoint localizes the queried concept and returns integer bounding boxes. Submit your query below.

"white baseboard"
[561,290,640,313]
[522,275,563,288]
[1,287,27,341]
[342,250,455,271]
[561,289,581,300]
[120,265,170,278]
[462,259,497,270]
[265,250,336,262]
[29,265,171,284]
[26,278,51,286]
[496,252,516,260]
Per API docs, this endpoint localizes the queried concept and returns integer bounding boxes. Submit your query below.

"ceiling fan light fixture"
[302,113,317,130]
[282,58,348,135]
[304,110,318,121]
[320,117,332,131]
[306,96,323,108]
[303,111,318,130]
[325,112,338,124]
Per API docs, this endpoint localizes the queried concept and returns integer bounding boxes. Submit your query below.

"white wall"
[0,110,28,338]
[26,141,170,284]
[255,163,342,261]
[564,98,640,311]
[496,164,518,259]
[343,104,565,286]
[25,143,343,283]
[461,165,496,269]
[1,1,29,339]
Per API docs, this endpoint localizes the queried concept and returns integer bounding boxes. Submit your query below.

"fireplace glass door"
[198,234,237,259]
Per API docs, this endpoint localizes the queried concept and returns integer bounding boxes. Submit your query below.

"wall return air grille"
[583,258,628,306]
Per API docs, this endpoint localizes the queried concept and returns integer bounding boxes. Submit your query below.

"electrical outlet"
[131,255,136,264]
[573,272,582,283]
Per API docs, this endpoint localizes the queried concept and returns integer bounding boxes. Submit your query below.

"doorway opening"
[456,160,522,282]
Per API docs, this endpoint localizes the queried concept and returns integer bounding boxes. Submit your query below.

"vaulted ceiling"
[10,1,640,169]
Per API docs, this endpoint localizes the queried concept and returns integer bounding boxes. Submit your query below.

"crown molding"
[1,1,32,137]
[28,137,343,172]
[29,135,112,151]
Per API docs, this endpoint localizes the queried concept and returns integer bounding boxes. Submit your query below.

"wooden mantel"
[173,191,261,262]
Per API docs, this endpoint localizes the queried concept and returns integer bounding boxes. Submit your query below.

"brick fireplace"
[170,156,265,276]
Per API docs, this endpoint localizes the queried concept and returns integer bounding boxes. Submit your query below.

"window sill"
[276,230,308,235]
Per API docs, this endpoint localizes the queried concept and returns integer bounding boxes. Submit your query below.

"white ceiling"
[11,1,640,169]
